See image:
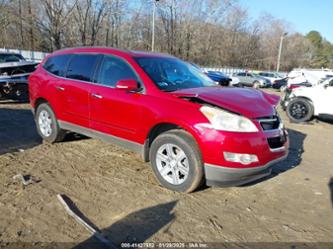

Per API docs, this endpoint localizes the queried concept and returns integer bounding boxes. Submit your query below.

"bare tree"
[37,0,77,49]
[0,0,330,70]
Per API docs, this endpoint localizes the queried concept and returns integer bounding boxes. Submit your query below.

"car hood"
[173,87,279,118]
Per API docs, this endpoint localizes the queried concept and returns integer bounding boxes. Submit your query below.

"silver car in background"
[233,72,271,88]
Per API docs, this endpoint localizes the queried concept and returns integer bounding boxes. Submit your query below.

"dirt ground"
[0,89,332,248]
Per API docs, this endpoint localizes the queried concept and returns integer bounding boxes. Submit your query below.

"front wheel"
[35,103,66,143]
[286,98,314,123]
[149,130,204,193]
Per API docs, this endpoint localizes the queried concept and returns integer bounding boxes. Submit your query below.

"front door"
[89,55,144,143]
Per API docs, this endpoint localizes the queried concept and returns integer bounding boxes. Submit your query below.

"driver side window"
[98,55,138,87]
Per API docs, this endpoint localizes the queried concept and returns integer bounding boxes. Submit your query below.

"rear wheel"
[149,130,204,193]
[35,103,66,143]
[286,98,313,123]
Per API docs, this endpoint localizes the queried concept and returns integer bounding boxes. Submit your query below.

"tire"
[149,129,204,193]
[253,81,260,89]
[35,103,66,143]
[286,98,314,123]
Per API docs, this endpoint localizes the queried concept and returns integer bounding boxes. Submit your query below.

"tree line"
[1,0,332,71]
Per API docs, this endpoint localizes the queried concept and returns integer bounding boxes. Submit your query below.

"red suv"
[29,47,288,192]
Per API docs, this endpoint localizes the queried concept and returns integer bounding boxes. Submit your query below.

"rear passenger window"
[43,54,71,77]
[98,55,138,87]
[66,54,99,82]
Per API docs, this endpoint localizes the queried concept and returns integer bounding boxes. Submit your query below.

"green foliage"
[306,30,333,68]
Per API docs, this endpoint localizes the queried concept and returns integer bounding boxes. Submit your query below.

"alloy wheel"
[290,102,308,120]
[155,143,189,185]
[38,110,53,137]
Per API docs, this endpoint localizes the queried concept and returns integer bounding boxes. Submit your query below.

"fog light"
[223,152,259,165]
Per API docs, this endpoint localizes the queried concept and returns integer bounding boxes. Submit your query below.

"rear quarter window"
[43,54,72,77]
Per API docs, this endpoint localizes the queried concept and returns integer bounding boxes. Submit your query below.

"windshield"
[135,57,217,92]
[0,54,25,63]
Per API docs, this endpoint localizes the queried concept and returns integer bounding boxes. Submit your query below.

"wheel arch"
[33,97,49,114]
[142,122,202,162]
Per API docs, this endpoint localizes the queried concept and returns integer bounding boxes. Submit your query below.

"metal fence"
[202,67,246,76]
[0,48,49,62]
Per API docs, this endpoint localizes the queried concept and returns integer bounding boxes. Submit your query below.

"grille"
[267,136,286,149]
[257,116,280,131]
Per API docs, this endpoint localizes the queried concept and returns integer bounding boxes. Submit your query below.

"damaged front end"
[0,61,38,101]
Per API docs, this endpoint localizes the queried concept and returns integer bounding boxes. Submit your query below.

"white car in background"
[287,69,333,87]
[284,77,333,123]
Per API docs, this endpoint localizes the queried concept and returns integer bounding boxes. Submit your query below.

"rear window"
[66,54,99,82]
[43,54,72,77]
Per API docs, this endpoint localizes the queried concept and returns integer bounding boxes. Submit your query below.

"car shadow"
[0,108,42,155]
[240,128,306,186]
[62,132,89,142]
[329,178,333,209]
[73,201,177,249]
[0,107,90,155]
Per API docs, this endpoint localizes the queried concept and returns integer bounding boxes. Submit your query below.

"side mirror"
[115,79,139,92]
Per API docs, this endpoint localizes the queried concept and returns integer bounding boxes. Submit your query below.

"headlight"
[200,106,258,132]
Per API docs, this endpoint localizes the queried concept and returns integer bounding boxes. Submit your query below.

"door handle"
[91,93,103,99]
[56,86,65,91]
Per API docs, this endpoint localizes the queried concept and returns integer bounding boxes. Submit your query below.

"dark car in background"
[272,78,288,91]
[189,63,232,86]
[205,70,232,86]
[0,52,38,101]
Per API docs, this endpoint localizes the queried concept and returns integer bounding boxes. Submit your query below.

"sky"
[239,0,332,42]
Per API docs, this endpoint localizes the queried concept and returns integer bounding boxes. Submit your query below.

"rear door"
[89,54,144,142]
[42,54,72,117]
[60,54,100,127]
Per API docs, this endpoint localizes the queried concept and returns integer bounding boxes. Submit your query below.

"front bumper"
[205,153,288,186]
